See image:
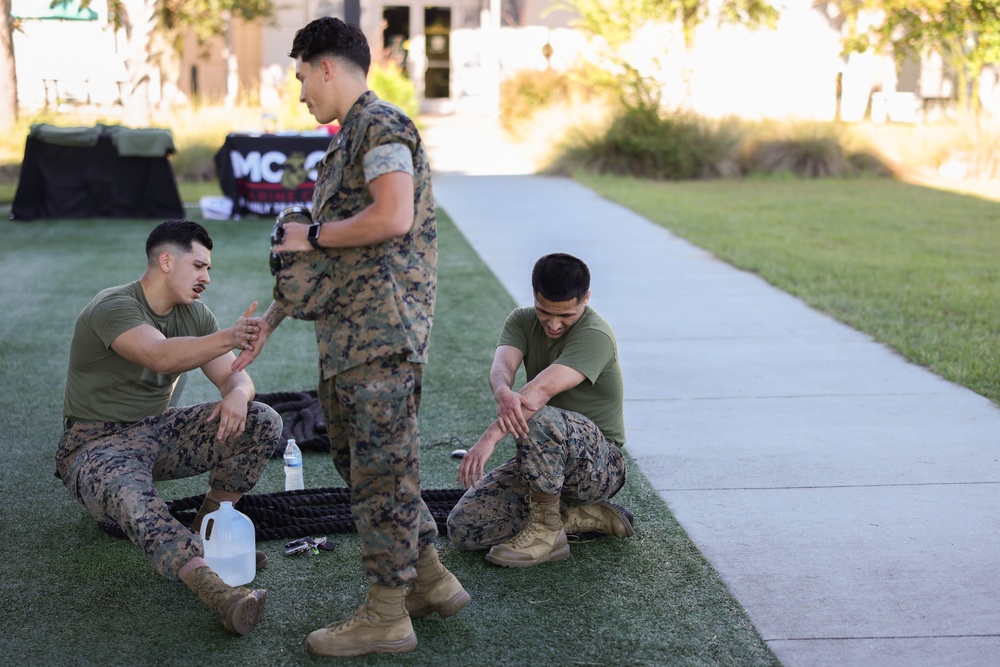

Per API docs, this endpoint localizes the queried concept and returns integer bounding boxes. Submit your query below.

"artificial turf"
[0,209,778,666]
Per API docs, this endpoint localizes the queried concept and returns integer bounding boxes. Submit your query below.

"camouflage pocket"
[272,249,335,321]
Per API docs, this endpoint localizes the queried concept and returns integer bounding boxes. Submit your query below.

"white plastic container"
[199,195,233,220]
[201,501,256,586]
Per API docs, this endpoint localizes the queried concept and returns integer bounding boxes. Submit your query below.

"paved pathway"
[421,113,1000,666]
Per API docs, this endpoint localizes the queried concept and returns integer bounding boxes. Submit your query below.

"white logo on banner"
[230,150,326,183]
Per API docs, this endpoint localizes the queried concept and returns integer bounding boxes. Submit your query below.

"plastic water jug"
[201,501,256,587]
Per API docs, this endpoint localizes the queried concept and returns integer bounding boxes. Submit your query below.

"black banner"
[214,132,334,218]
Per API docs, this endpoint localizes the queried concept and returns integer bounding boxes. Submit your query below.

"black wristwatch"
[307,222,323,250]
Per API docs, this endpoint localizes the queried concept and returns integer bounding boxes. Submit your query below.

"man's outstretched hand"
[232,316,270,372]
[229,302,260,351]
[494,386,535,440]
[457,436,497,489]
[207,389,250,442]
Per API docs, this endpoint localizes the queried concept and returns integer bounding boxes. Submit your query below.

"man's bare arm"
[112,302,258,375]
[231,301,286,373]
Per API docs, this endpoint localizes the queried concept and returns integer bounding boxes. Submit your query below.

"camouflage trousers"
[54,402,281,580]
[447,405,626,550]
[318,354,437,587]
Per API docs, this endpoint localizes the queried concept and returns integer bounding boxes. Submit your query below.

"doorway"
[424,6,451,99]
[382,6,410,73]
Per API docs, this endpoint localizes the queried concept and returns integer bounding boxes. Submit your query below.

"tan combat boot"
[405,544,471,618]
[306,584,417,657]
[485,495,570,568]
[562,502,634,538]
[184,565,267,636]
[190,497,268,570]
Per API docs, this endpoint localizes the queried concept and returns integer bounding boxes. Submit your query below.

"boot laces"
[571,513,604,531]
[509,521,544,547]
[325,604,374,632]
[509,497,554,547]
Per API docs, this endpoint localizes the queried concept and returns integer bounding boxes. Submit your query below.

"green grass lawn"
[177,180,225,203]
[577,173,1000,406]
[0,181,15,204]
[0,210,778,666]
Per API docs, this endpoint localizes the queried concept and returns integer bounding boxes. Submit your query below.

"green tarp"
[29,124,177,158]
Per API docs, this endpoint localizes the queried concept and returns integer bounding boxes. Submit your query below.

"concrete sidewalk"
[421,114,1000,666]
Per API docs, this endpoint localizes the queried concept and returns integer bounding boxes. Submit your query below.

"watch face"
[307,223,323,250]
[271,220,285,246]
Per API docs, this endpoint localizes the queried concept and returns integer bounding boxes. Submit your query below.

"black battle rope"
[96,391,471,540]
[255,390,329,456]
[97,487,467,542]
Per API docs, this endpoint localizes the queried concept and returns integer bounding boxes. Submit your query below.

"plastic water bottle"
[201,501,256,586]
[284,438,304,491]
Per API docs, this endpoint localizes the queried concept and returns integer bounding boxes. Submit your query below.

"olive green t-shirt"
[63,281,219,423]
[498,306,625,446]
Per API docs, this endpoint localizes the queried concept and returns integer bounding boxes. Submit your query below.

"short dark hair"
[531,253,591,303]
[145,220,213,260]
[288,17,371,76]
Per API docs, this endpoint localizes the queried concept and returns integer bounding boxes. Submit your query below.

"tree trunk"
[0,0,18,132]
[223,15,239,109]
[120,0,157,127]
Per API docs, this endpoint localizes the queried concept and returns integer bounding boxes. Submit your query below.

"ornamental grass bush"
[742,121,894,178]
[542,100,895,181]
[546,104,748,180]
[546,104,717,179]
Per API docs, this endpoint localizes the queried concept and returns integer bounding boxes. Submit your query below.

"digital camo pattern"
[363,143,414,181]
[272,249,336,321]
[309,90,437,380]
[271,206,334,320]
[54,402,281,579]
[447,405,627,549]
[317,354,436,586]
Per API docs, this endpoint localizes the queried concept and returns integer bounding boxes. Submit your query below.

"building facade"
[12,0,979,122]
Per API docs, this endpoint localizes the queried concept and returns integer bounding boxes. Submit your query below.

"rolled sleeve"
[363,143,414,184]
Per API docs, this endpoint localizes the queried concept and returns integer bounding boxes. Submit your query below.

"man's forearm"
[479,419,508,448]
[145,329,241,375]
[263,301,287,333]
[220,371,255,403]
[489,365,516,398]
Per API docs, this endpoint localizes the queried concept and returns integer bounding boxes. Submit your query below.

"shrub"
[743,122,893,178]
[547,104,743,180]
[746,137,852,177]
[696,116,748,178]
[546,109,897,181]
[369,62,419,119]
[848,148,897,177]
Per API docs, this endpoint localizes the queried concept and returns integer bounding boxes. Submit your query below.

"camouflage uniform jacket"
[310,90,437,380]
